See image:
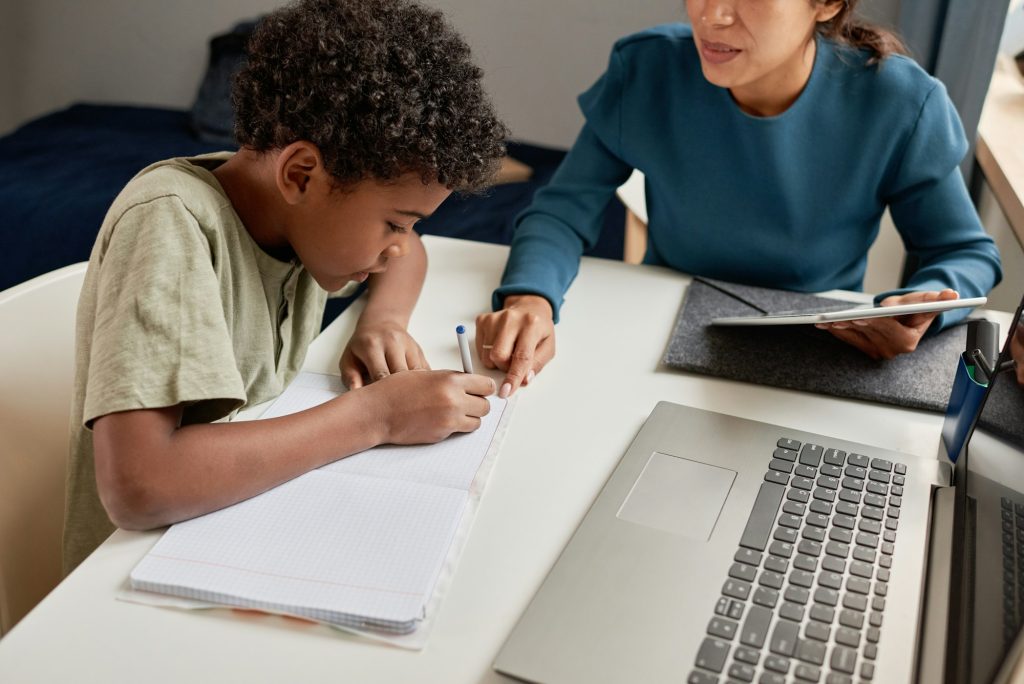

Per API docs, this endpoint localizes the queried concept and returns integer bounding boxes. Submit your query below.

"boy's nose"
[384,239,409,259]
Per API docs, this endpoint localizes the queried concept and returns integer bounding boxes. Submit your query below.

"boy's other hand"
[815,289,958,360]
[341,321,430,389]
[364,370,496,444]
[475,294,555,399]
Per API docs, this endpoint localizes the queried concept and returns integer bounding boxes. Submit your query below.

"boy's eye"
[387,221,408,234]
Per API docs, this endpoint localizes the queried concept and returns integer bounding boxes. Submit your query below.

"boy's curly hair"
[233,0,508,192]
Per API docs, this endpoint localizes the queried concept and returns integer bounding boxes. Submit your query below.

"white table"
[0,236,1004,683]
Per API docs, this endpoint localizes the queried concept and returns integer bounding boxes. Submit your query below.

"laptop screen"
[958,296,1024,683]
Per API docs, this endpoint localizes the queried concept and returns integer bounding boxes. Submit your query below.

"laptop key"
[794,663,822,682]
[729,563,757,582]
[870,458,892,472]
[774,527,798,543]
[783,500,807,516]
[861,662,876,681]
[813,587,839,606]
[780,601,805,622]
[769,458,794,473]
[848,453,869,468]
[820,463,842,478]
[785,585,811,604]
[769,541,794,558]
[802,527,826,543]
[842,593,868,612]
[728,600,745,620]
[838,489,861,504]
[777,438,801,451]
[764,555,789,573]
[707,616,738,640]
[788,489,810,503]
[734,646,761,664]
[687,671,719,684]
[795,638,826,665]
[740,605,772,648]
[835,627,861,648]
[828,528,853,544]
[805,621,831,642]
[810,500,833,515]
[793,477,814,491]
[759,672,786,684]
[735,548,762,566]
[765,470,789,486]
[823,449,846,466]
[846,577,870,594]
[759,570,785,589]
[728,662,756,682]
[822,556,846,573]
[770,620,799,657]
[825,675,852,684]
[764,654,791,673]
[793,554,818,572]
[830,645,858,674]
[695,637,730,672]
[740,482,786,551]
[806,513,829,528]
[818,572,843,590]
[714,596,730,615]
[799,444,823,466]
[795,464,817,479]
[723,579,751,600]
[839,609,865,629]
[753,586,779,608]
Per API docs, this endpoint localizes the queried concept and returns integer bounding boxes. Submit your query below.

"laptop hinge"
[915,485,955,683]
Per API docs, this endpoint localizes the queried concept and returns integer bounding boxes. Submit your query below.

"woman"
[477,0,1002,398]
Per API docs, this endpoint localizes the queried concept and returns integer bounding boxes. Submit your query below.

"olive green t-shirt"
[63,153,328,574]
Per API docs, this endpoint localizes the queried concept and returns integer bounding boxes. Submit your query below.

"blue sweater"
[495,24,1002,328]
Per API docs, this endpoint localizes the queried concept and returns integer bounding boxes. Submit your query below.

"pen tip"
[456,325,465,334]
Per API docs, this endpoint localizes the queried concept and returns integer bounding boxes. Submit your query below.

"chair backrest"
[0,263,87,636]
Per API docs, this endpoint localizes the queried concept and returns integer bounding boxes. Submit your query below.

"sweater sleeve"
[493,47,634,322]
[880,81,1002,330]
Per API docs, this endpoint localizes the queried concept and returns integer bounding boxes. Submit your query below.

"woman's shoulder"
[612,23,697,62]
[824,41,942,110]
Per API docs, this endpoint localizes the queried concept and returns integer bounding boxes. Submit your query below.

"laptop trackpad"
[616,452,736,540]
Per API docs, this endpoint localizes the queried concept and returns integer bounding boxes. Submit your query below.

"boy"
[63,0,507,574]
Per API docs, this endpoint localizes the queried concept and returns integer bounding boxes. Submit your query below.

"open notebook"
[129,372,510,634]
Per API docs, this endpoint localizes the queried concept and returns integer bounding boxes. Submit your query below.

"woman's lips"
[700,39,741,65]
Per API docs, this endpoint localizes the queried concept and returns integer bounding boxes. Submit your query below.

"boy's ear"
[274,141,326,205]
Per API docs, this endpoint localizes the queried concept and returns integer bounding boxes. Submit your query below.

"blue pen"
[456,325,474,374]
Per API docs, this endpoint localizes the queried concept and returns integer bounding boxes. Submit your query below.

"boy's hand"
[475,294,556,398]
[340,321,430,389]
[815,289,958,360]
[364,370,496,444]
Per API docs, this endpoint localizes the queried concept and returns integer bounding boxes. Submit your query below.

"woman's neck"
[730,37,817,118]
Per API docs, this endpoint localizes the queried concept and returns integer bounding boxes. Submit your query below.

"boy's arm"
[93,366,494,530]
[340,232,430,387]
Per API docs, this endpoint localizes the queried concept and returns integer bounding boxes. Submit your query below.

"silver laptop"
[495,292,1024,684]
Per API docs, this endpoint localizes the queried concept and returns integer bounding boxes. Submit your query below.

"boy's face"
[287,172,451,292]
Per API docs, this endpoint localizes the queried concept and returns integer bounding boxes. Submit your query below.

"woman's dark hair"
[815,0,908,66]
[233,0,508,192]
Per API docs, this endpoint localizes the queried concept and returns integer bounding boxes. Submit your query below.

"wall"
[0,0,24,133]
[0,0,681,146]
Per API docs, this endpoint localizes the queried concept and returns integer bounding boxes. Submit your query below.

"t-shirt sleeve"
[83,196,247,427]
[882,81,1002,331]
[494,46,634,321]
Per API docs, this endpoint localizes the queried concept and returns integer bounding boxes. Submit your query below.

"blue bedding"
[0,104,624,322]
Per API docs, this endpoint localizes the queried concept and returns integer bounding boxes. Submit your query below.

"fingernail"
[815,323,827,329]
[526,370,535,383]
[499,382,511,399]
[833,323,850,330]
[852,319,869,326]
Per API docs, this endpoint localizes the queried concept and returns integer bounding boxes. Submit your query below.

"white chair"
[0,262,87,636]
[616,169,648,265]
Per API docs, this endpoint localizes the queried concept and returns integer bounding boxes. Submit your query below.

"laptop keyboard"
[688,438,907,684]
[1000,496,1024,646]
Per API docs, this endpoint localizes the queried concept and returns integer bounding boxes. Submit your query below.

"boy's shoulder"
[106,152,235,229]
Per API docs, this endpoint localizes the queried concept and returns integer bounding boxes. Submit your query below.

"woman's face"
[686,0,842,114]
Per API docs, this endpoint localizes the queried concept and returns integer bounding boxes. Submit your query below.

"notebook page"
[261,371,508,491]
[130,470,467,629]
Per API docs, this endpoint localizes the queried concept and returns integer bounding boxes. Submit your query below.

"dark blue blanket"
[0,104,624,324]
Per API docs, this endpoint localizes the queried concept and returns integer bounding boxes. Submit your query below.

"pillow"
[190,19,260,146]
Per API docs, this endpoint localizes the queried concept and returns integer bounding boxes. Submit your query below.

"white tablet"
[710,296,987,326]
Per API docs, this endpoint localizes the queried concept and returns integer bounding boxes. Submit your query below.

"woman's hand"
[475,294,556,398]
[340,320,430,389]
[816,289,959,360]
